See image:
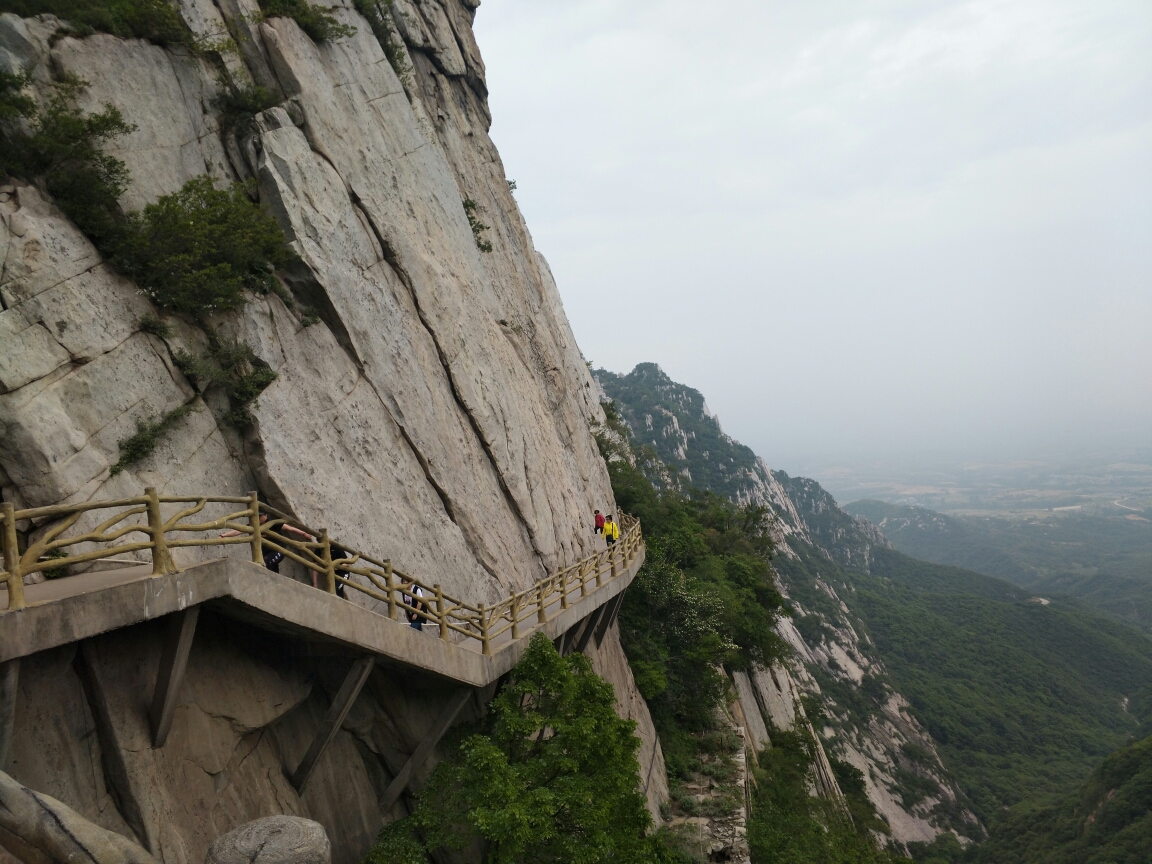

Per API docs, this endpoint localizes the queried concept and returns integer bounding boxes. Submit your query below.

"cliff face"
[1,1,669,858]
[1,0,613,600]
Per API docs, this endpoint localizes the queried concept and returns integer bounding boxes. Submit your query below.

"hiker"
[220,512,311,574]
[403,580,426,631]
[594,510,605,535]
[603,514,619,546]
[330,543,350,599]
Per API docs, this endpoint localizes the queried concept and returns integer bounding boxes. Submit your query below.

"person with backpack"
[594,510,605,535]
[403,580,426,631]
[603,514,619,546]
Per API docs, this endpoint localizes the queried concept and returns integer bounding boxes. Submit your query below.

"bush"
[462,198,492,253]
[110,402,196,475]
[0,74,133,244]
[112,176,297,316]
[0,0,192,45]
[175,337,276,428]
[350,0,411,87]
[213,78,280,134]
[255,0,355,42]
[137,313,172,339]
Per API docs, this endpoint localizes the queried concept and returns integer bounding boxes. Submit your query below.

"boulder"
[205,817,329,864]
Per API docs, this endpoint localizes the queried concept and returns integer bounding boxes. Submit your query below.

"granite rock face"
[0,2,666,861]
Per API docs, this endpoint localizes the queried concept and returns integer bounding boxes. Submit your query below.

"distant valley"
[597,362,1152,862]
[844,499,1152,632]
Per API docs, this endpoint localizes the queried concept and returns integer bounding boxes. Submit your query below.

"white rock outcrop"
[0,1,667,860]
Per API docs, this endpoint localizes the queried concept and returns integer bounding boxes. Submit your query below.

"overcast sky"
[474,0,1152,474]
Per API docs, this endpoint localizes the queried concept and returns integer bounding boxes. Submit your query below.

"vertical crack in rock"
[349,194,546,571]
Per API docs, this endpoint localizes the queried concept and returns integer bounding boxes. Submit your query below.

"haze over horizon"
[474,0,1152,476]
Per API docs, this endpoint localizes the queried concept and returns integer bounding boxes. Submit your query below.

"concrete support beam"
[379,688,472,813]
[149,606,200,748]
[574,605,607,655]
[561,614,594,657]
[593,593,626,648]
[291,655,375,793]
[0,659,17,767]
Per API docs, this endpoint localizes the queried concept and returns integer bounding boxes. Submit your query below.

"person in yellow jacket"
[603,514,620,546]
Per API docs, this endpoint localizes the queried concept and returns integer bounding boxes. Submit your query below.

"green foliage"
[0,71,35,123]
[905,833,966,864]
[830,755,893,836]
[40,548,70,580]
[972,731,1152,864]
[372,633,659,864]
[175,337,276,428]
[112,176,296,316]
[110,403,196,475]
[795,544,1152,825]
[846,498,1152,631]
[256,0,355,42]
[748,728,905,864]
[362,821,426,864]
[350,0,411,87]
[0,74,133,244]
[137,313,172,339]
[596,363,773,503]
[603,411,785,789]
[0,0,192,44]
[213,78,280,134]
[463,198,493,253]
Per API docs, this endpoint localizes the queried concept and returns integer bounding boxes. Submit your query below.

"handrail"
[0,491,642,656]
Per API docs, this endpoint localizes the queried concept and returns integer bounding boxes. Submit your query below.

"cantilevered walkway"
[0,491,644,798]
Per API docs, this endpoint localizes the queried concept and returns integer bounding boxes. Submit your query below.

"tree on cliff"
[368,632,665,864]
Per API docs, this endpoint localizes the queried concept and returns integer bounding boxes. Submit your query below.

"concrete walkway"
[0,550,644,686]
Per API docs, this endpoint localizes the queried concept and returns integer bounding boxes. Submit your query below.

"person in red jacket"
[594,510,605,535]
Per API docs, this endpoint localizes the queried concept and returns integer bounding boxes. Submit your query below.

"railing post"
[385,562,396,619]
[435,584,448,640]
[510,593,521,639]
[248,492,262,565]
[537,581,547,624]
[611,543,618,580]
[320,531,336,594]
[479,602,491,656]
[594,554,603,588]
[146,487,176,576]
[579,563,588,597]
[2,502,25,611]
[560,573,569,610]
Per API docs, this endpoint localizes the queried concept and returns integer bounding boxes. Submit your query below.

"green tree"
[0,74,133,243]
[748,728,899,864]
[374,633,658,864]
[112,176,297,316]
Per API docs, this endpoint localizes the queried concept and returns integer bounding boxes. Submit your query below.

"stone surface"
[0,2,668,861]
[585,622,669,824]
[0,766,158,864]
[206,816,330,864]
[730,669,771,752]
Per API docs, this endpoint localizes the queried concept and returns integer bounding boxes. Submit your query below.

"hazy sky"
[474,0,1152,473]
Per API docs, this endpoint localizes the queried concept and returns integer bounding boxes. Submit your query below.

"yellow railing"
[0,491,642,655]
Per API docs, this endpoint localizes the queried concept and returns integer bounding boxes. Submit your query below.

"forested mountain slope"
[601,362,1152,860]
[971,731,1152,864]
[845,499,1152,631]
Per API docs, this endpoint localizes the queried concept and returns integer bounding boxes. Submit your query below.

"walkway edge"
[0,551,644,684]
